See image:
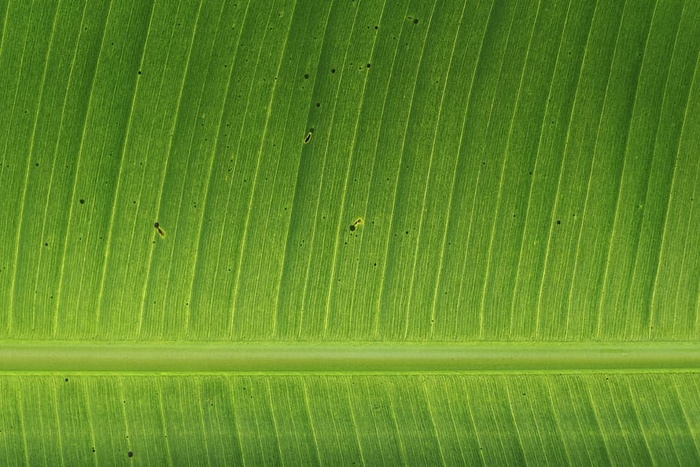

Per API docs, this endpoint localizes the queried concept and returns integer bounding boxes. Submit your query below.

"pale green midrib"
[1,341,699,372]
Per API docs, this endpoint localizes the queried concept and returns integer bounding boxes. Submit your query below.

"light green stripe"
[1,342,699,372]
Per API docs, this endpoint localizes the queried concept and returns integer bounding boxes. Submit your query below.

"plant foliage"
[0,0,698,463]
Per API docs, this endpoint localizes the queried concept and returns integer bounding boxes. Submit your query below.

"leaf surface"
[0,0,698,463]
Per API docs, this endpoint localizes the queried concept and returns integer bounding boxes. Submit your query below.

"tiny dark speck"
[316,102,320,107]
[35,162,39,167]
[64,378,68,382]
[304,74,309,79]
[154,222,159,228]
[44,243,48,247]
[331,68,336,73]
[137,70,142,75]
[79,199,85,204]
[556,220,561,225]
[349,225,356,232]
[413,18,419,24]
[366,63,371,68]
[128,451,133,458]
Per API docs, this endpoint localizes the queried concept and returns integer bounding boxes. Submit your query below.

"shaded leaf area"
[0,1,698,342]
[0,374,698,465]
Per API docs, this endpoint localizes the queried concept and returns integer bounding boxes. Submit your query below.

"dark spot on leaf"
[154,223,165,237]
[79,199,85,204]
[556,220,561,225]
[366,63,371,68]
[128,451,133,458]
[413,18,419,24]
[331,68,336,73]
[64,378,68,382]
[304,74,309,79]
[316,102,320,107]
[44,243,48,247]
[350,218,363,231]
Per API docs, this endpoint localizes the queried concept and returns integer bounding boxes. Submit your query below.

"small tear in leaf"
[304,129,314,144]
[349,218,364,231]
[154,222,166,238]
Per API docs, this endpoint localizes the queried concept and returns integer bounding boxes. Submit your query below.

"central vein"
[1,341,698,372]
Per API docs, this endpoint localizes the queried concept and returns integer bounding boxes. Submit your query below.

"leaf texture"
[2,374,699,465]
[0,0,698,463]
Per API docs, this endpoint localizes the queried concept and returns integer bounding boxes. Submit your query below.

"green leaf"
[1,0,699,464]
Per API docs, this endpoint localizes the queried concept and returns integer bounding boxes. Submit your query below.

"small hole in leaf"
[349,218,364,231]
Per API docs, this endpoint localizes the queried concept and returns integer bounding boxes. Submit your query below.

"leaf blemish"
[349,218,364,231]
[154,222,166,238]
[304,128,314,144]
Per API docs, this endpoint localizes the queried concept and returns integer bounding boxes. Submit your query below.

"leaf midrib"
[1,341,698,373]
